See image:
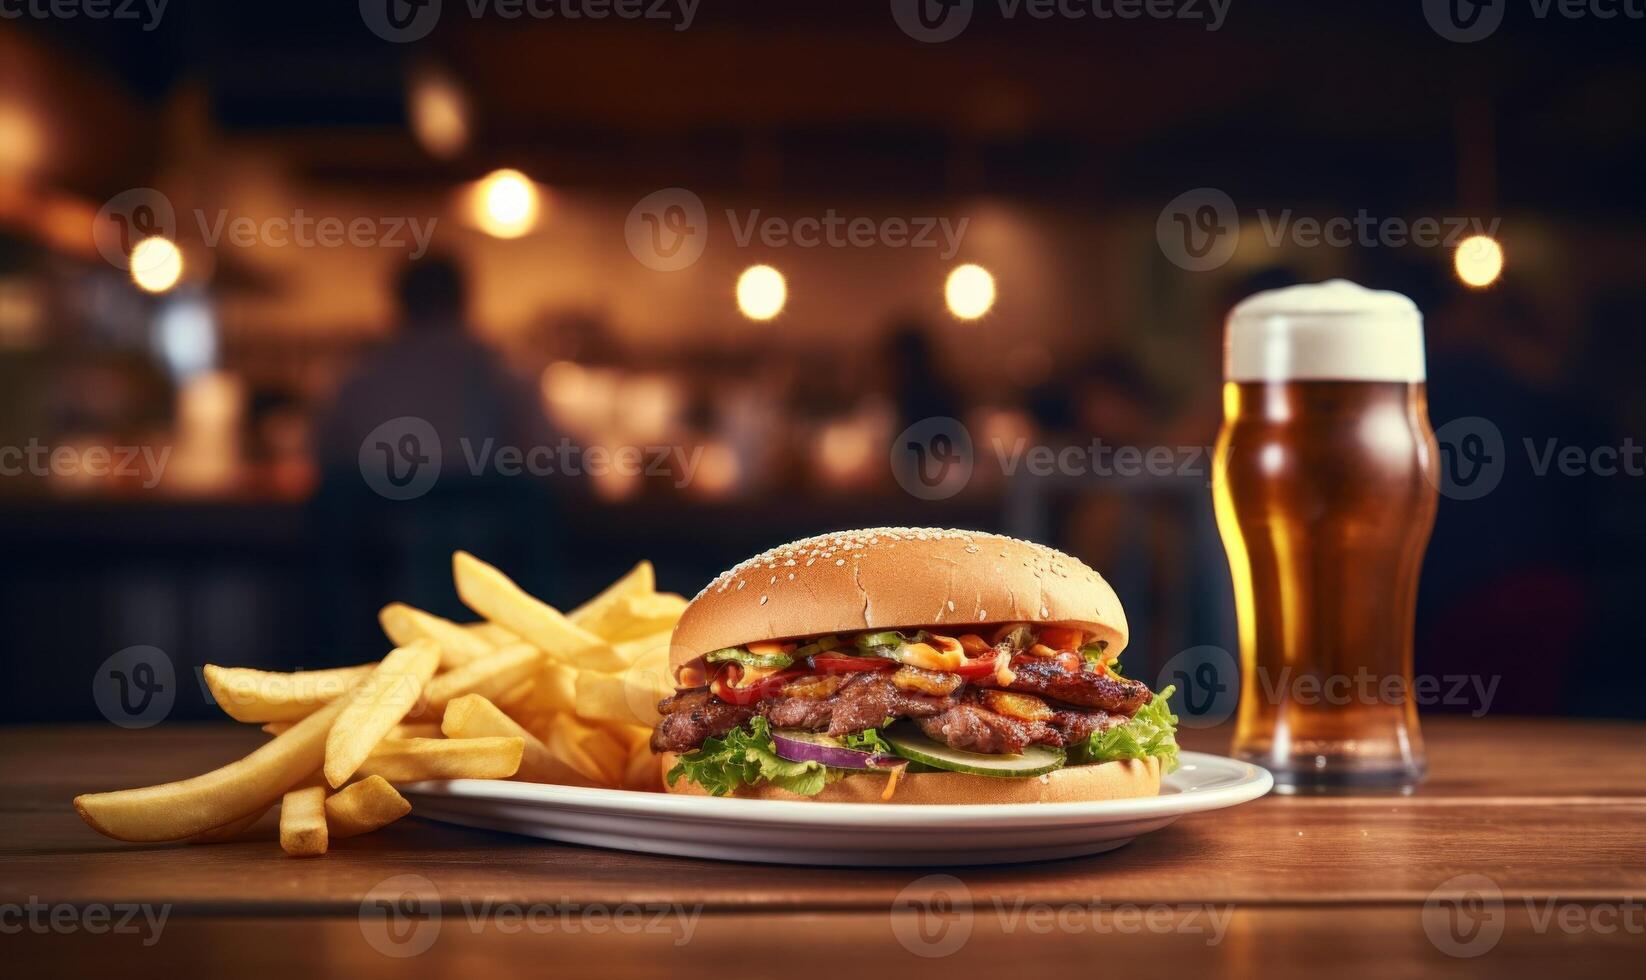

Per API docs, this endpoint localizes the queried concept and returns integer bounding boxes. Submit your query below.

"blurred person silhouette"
[882,319,964,431]
[1054,352,1210,669]
[311,254,559,662]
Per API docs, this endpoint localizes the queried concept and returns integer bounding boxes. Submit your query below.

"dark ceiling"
[15,1,1646,210]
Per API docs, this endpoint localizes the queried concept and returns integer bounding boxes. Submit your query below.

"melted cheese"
[880,764,906,801]
[894,641,967,671]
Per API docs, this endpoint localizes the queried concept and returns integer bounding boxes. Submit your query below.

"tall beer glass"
[1212,280,1438,792]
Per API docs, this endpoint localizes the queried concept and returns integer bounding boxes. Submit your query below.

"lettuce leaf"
[665,717,829,797]
[839,727,894,754]
[1072,685,1180,773]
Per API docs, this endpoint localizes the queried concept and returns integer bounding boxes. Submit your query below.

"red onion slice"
[771,730,901,770]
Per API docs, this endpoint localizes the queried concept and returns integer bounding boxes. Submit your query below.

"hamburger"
[652,528,1179,803]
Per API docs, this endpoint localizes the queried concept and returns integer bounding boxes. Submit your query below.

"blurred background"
[2,1,1642,722]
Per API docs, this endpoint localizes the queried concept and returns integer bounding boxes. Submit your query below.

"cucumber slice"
[881,725,1066,777]
[855,630,908,649]
[704,647,794,669]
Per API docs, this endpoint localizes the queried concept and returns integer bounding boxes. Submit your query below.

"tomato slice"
[709,664,802,704]
[808,653,896,673]
[952,654,999,679]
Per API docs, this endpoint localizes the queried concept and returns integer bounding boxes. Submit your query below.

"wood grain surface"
[4,717,1643,977]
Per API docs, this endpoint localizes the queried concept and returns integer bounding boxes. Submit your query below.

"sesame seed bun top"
[669,527,1128,675]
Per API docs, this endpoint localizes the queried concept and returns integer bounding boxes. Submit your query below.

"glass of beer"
[1212,280,1438,792]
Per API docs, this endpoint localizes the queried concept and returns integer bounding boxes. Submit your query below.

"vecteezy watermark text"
[890,874,1232,958]
[0,899,170,946]
[625,188,971,271]
[1423,873,1644,957]
[1155,188,1501,271]
[93,188,437,272]
[0,0,167,31]
[1156,645,1500,729]
[357,874,699,958]
[890,0,1231,43]
[359,0,699,44]
[0,440,170,490]
[1432,417,1646,501]
[358,417,705,501]
[891,418,1214,500]
[1425,0,1646,44]
[194,210,437,258]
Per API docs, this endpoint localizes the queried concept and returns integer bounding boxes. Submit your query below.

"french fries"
[279,785,328,858]
[575,643,673,728]
[354,737,525,782]
[466,622,521,646]
[264,721,441,739]
[75,694,354,842]
[325,776,411,838]
[567,560,654,625]
[191,807,267,844]
[623,742,665,793]
[441,694,595,786]
[204,664,375,723]
[80,551,690,857]
[453,551,630,671]
[325,641,440,788]
[417,643,542,718]
[575,592,686,643]
[379,602,496,670]
[526,660,578,716]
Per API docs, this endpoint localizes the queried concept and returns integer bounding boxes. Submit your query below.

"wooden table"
[4,718,1643,977]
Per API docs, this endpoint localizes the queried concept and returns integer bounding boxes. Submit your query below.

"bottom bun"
[659,753,1161,804]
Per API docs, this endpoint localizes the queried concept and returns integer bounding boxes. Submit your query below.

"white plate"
[402,752,1272,866]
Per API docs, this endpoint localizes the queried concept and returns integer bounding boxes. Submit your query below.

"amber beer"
[1213,281,1438,791]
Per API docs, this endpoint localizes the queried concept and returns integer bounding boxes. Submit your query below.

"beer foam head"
[1225,279,1425,382]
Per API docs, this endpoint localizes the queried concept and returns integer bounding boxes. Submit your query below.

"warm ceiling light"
[1454,235,1504,288]
[473,169,540,239]
[409,69,469,160]
[945,263,996,319]
[130,237,184,294]
[736,265,786,321]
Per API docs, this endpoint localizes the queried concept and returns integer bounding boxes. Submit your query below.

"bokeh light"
[409,69,470,160]
[130,237,184,293]
[736,265,786,321]
[1454,234,1504,288]
[473,169,540,239]
[945,263,996,319]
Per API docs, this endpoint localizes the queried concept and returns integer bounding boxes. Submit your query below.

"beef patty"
[651,663,1125,755]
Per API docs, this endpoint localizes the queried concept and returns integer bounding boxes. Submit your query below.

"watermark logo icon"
[1156,188,1239,271]
[891,416,974,500]
[1430,416,1505,501]
[359,416,442,501]
[890,0,973,42]
[93,188,177,272]
[622,637,683,728]
[1423,873,1506,957]
[1156,645,1238,728]
[891,874,974,957]
[361,0,443,43]
[360,874,443,958]
[626,188,709,271]
[1423,0,1507,43]
[93,645,176,729]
